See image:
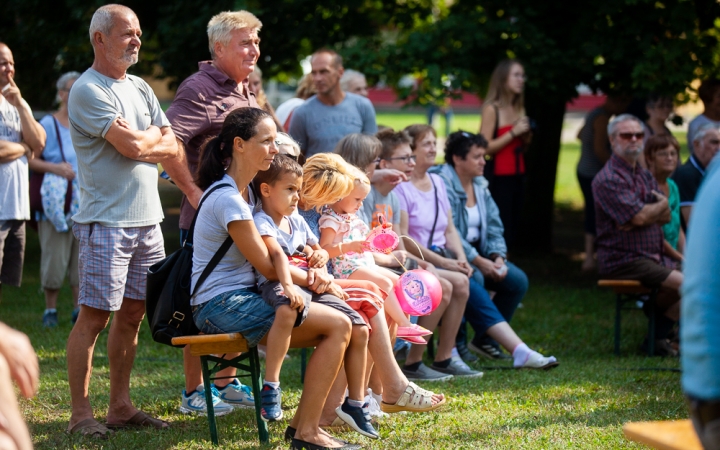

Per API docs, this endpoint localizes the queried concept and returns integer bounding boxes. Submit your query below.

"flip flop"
[67,418,113,439]
[105,411,170,430]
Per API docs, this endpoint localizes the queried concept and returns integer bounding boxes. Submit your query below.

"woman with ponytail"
[191,107,361,449]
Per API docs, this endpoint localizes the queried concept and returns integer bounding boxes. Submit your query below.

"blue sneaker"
[214,379,254,408]
[335,398,379,439]
[179,385,234,416]
[260,385,283,422]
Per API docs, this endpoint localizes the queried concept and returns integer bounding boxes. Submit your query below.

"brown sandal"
[106,411,169,430]
[67,418,114,439]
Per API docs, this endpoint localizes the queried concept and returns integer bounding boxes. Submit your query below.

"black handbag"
[146,183,233,347]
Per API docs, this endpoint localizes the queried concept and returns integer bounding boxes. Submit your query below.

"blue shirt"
[39,115,78,170]
[681,156,720,400]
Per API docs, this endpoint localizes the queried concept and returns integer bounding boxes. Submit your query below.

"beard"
[121,51,139,66]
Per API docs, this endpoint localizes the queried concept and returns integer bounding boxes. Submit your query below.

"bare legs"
[44,286,79,310]
[67,299,150,428]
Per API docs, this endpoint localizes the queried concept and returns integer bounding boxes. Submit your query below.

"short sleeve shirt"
[663,178,681,250]
[592,154,665,274]
[68,68,169,227]
[253,210,318,284]
[39,115,78,170]
[191,175,256,305]
[0,96,28,220]
[288,93,377,157]
[360,187,401,229]
[395,174,451,248]
[166,62,259,230]
[672,155,705,208]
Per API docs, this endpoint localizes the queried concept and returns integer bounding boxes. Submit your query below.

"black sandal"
[290,437,361,450]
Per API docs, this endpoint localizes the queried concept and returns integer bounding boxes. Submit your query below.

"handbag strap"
[186,182,234,298]
[51,116,67,163]
[426,175,440,248]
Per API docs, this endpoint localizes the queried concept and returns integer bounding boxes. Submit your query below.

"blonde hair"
[301,153,356,212]
[485,59,524,112]
[207,11,262,59]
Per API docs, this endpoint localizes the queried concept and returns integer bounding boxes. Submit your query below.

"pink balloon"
[394,269,442,316]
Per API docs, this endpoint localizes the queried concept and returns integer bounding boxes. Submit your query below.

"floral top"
[318,207,375,279]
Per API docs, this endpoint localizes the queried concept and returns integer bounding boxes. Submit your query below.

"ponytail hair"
[195,107,271,190]
[301,153,356,212]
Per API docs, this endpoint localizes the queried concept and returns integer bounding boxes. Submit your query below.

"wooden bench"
[623,420,702,450]
[171,333,268,446]
[598,280,658,356]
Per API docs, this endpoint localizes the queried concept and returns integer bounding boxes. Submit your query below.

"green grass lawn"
[3,120,689,449]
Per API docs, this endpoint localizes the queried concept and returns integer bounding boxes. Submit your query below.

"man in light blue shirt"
[288,49,377,157]
[681,154,720,450]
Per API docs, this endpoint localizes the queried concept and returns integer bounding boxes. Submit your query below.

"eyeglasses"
[617,132,645,141]
[654,150,678,159]
[384,155,417,164]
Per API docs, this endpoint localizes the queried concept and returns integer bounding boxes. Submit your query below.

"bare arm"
[104,119,177,163]
[677,227,686,254]
[444,213,474,277]
[681,205,692,226]
[318,227,364,258]
[227,220,277,281]
[161,139,203,209]
[261,236,304,310]
[592,114,611,164]
[663,240,684,262]
[2,76,46,154]
[27,158,75,180]
[630,191,671,227]
[0,141,30,164]
[479,104,529,155]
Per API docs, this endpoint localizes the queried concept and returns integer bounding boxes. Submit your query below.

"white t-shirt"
[466,203,481,243]
[68,68,169,227]
[191,175,257,305]
[0,96,28,221]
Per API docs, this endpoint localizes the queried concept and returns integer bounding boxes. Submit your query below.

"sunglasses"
[617,132,645,141]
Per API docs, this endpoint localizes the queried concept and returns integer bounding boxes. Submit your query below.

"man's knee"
[117,298,146,326]
[75,305,111,334]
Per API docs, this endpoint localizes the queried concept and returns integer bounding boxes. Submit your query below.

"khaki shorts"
[0,220,25,287]
[73,223,165,311]
[38,220,79,289]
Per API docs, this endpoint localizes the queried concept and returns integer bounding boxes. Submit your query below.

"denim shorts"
[193,289,275,347]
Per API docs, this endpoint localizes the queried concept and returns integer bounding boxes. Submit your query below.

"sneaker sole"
[430,367,484,378]
[517,361,560,370]
[334,408,379,439]
[401,371,453,382]
[221,401,254,409]
[260,410,284,422]
[178,405,234,417]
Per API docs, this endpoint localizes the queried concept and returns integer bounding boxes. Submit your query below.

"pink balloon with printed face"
[394,270,442,316]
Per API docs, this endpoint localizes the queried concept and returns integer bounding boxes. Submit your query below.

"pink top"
[394,173,451,248]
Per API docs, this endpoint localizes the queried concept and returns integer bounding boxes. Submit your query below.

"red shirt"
[592,153,667,274]
[493,125,525,175]
[166,61,259,230]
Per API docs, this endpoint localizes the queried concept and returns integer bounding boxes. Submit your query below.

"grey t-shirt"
[0,96,28,220]
[253,210,319,285]
[687,114,720,154]
[288,93,377,157]
[68,68,169,227]
[360,187,401,229]
[191,175,256,305]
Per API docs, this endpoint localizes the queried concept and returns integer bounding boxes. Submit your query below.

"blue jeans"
[193,289,275,347]
[461,261,528,341]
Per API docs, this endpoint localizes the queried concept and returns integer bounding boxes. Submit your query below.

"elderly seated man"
[592,114,682,356]
[672,122,720,227]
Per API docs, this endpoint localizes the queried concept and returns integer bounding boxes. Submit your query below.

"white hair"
[56,71,81,92]
[693,123,719,145]
[276,132,301,157]
[607,113,643,136]
[89,4,134,45]
[340,69,365,91]
[207,11,262,59]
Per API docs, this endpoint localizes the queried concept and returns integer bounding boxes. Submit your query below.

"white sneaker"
[179,384,235,416]
[215,379,254,408]
[516,351,559,370]
[364,389,389,418]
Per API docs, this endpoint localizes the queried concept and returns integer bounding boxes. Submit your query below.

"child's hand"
[308,248,329,268]
[283,284,305,311]
[344,241,365,254]
[391,250,407,266]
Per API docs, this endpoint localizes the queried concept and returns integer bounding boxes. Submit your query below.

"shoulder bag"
[146,183,233,347]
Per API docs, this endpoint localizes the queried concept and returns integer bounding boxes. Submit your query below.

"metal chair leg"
[200,356,219,446]
[249,347,269,444]
[615,293,623,356]
[300,348,307,383]
[647,290,657,356]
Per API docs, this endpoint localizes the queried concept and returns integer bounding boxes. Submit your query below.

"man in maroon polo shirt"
[165,10,261,415]
[592,113,683,355]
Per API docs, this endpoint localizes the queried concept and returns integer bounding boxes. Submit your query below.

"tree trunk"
[516,92,567,253]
